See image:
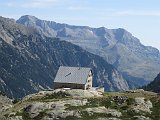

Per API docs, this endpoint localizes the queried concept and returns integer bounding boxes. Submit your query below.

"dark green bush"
[33,110,47,120]
[42,91,70,100]
[12,99,20,104]
[126,98,135,105]
[16,111,31,120]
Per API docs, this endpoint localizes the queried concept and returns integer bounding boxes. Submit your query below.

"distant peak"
[18,15,39,22]
[115,28,127,33]
[113,28,132,37]
[20,15,37,19]
[0,16,16,23]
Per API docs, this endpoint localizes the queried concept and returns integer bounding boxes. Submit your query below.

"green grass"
[33,110,47,120]
[65,94,160,119]
[4,91,160,120]
[146,96,160,120]
[16,111,31,120]
[80,111,113,120]
[41,91,71,100]
[15,109,48,120]
[126,98,135,105]
[103,91,155,99]
[22,91,71,102]
[65,97,116,111]
[58,116,80,120]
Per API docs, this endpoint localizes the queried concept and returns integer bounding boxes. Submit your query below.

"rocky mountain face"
[0,16,129,99]
[143,73,160,93]
[17,15,160,87]
[0,93,12,116]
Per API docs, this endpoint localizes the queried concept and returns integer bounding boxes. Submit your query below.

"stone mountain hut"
[53,66,93,90]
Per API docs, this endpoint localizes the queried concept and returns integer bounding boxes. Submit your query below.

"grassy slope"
[2,90,160,120]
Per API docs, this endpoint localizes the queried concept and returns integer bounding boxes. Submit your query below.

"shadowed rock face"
[0,16,129,98]
[17,15,160,87]
[143,73,160,93]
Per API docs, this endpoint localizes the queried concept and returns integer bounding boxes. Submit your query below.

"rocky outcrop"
[133,97,152,113]
[85,106,122,117]
[0,94,12,115]
[23,89,102,101]
[2,89,158,120]
[133,116,151,120]
[98,118,121,120]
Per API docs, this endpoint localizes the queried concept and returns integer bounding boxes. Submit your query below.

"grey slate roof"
[54,66,91,84]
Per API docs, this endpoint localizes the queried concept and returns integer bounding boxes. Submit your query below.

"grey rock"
[133,97,152,113]
[23,99,85,119]
[8,116,23,120]
[134,115,151,120]
[0,95,12,118]
[85,106,122,117]
[98,118,121,120]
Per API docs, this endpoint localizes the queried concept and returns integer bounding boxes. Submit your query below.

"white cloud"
[116,10,160,16]
[68,6,90,10]
[0,14,22,20]
[87,9,160,17]
[6,0,60,8]
[22,0,58,8]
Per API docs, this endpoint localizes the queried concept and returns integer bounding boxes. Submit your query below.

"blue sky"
[1,0,160,50]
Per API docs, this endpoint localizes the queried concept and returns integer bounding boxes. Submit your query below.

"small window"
[88,74,91,77]
[86,84,91,90]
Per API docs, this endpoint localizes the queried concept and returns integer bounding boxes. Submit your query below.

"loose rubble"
[133,97,152,113]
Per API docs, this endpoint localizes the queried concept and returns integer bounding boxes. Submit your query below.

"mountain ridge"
[0,16,129,98]
[17,15,160,87]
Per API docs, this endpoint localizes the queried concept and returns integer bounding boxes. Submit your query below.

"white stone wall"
[85,71,93,90]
